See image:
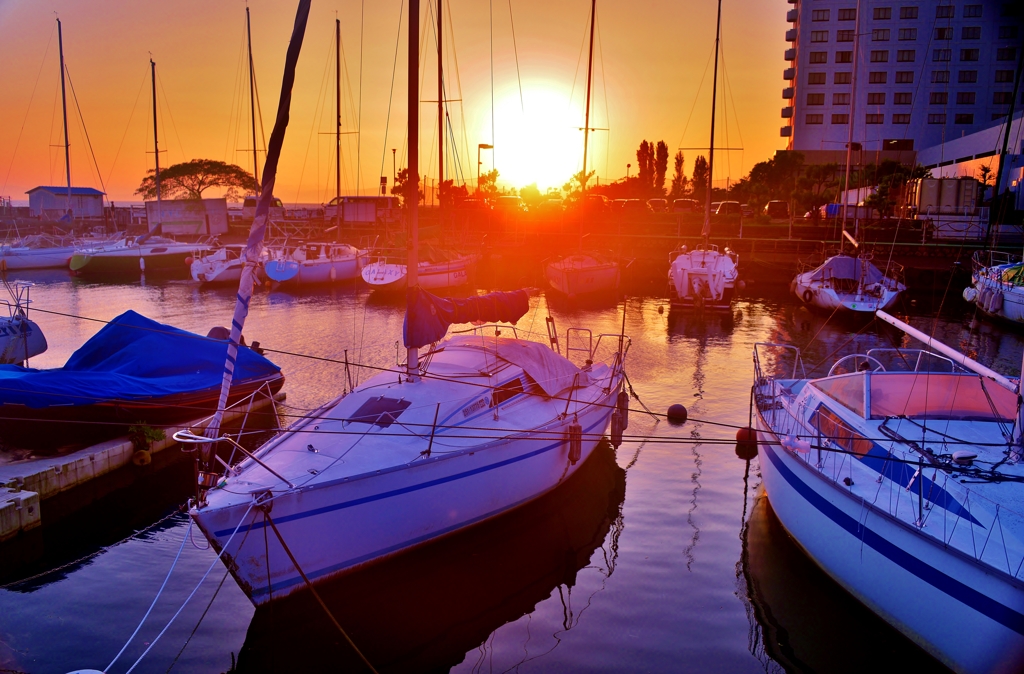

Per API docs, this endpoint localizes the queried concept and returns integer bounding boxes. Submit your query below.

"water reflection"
[234,442,627,673]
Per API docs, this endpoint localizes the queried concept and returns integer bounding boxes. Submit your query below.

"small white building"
[145,198,228,236]
[26,186,105,219]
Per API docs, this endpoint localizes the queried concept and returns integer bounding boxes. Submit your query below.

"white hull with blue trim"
[753,341,1024,673]
[191,330,625,605]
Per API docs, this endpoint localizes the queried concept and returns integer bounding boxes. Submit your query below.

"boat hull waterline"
[545,255,620,298]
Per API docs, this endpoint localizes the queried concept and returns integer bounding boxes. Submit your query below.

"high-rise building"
[782,0,1023,157]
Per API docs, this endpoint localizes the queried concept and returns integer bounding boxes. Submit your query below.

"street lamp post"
[391,148,397,190]
[627,163,631,179]
[477,143,493,194]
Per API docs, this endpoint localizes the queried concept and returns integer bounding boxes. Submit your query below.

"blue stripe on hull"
[760,438,1024,636]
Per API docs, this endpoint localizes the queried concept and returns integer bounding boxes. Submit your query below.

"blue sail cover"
[0,310,281,409]
[403,288,530,349]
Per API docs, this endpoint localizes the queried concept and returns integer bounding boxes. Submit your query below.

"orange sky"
[0,0,787,203]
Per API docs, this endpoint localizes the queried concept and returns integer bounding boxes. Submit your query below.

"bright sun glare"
[491,87,587,192]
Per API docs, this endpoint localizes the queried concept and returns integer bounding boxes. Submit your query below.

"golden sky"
[0,0,786,203]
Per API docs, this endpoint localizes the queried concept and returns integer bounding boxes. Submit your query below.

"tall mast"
[702,0,723,242]
[151,58,161,230]
[841,0,863,244]
[247,7,260,187]
[437,0,444,210]
[336,17,342,231]
[407,0,421,380]
[57,18,72,218]
[582,0,596,193]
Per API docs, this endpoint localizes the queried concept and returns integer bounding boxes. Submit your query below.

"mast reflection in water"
[234,441,626,673]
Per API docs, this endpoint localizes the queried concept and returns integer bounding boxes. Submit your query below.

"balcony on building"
[786,9,798,22]
[785,28,797,42]
[783,67,796,80]
[781,107,794,118]
[784,48,796,61]
[782,87,795,99]
[780,126,793,137]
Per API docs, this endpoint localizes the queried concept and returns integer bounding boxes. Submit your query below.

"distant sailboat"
[545,0,620,299]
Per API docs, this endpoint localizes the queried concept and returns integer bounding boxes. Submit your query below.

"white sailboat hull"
[756,416,1024,674]
[668,247,738,310]
[0,316,47,363]
[545,255,620,297]
[193,392,616,605]
[0,247,77,271]
[967,267,1024,325]
[360,255,474,292]
[265,253,367,285]
[792,277,902,313]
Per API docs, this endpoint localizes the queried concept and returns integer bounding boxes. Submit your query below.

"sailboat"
[186,0,629,607]
[544,0,620,299]
[0,281,46,365]
[751,311,1024,672]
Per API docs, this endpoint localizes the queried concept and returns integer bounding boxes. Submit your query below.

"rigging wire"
[63,65,108,200]
[156,70,187,163]
[104,67,150,194]
[507,0,525,113]
[377,0,405,203]
[356,0,365,196]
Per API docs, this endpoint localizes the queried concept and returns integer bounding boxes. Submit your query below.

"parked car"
[715,201,742,216]
[764,200,790,219]
[243,196,284,220]
[611,199,628,210]
[710,201,722,215]
[740,203,754,218]
[494,195,527,213]
[456,198,491,211]
[622,199,652,214]
[535,198,564,213]
[580,194,611,211]
[647,198,668,213]
[672,199,700,213]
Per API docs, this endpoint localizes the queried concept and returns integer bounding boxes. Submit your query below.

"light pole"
[478,143,493,194]
[391,148,397,190]
[626,163,631,179]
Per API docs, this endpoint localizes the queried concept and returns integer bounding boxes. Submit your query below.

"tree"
[669,151,687,199]
[655,141,669,195]
[439,179,468,207]
[135,159,258,200]
[562,169,596,203]
[391,168,424,206]
[691,155,709,204]
[519,183,543,208]
[636,140,654,193]
[477,169,500,199]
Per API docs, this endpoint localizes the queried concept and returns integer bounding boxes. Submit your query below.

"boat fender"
[962,286,978,303]
[736,427,756,444]
[139,257,146,272]
[132,449,152,466]
[567,419,582,464]
[667,403,687,425]
[0,259,5,272]
[988,290,1003,313]
[802,289,813,303]
[185,256,194,266]
[617,390,630,429]
[781,434,811,453]
[330,266,337,282]
[953,450,977,465]
[610,411,624,448]
[979,287,992,310]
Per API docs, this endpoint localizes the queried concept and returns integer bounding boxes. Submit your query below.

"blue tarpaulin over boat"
[403,288,530,349]
[0,310,281,409]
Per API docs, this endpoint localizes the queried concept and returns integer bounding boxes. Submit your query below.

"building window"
[837,30,855,42]
[836,51,853,63]
[806,114,824,125]
[807,93,825,105]
[959,49,979,61]
[898,28,917,40]
[834,71,852,84]
[934,27,952,40]
[928,113,947,124]
[958,70,978,83]
[936,5,954,18]
[808,72,827,84]
[995,70,1014,83]
[873,29,891,41]
[997,48,1017,61]
[930,92,948,104]
[954,113,974,124]
[866,114,885,124]
[993,91,1014,104]
[961,26,981,39]
[812,9,830,21]
[956,92,976,105]
[838,8,857,20]
[999,26,1019,39]
[894,92,912,104]
[811,31,829,43]
[897,50,915,62]
[900,6,918,19]
[810,51,828,63]
[832,114,850,124]
[867,92,886,105]
[932,70,950,83]
[963,5,982,18]
[893,114,911,124]
[933,49,952,62]
[833,93,851,105]
[871,50,889,62]
[873,7,892,20]
[895,71,914,83]
[868,71,888,83]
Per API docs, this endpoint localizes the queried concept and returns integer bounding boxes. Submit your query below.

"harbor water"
[0,265,1015,673]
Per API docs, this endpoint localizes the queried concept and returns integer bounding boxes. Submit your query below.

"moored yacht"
[667,244,738,310]
[264,242,367,285]
[70,235,207,276]
[965,250,1024,325]
[792,253,904,314]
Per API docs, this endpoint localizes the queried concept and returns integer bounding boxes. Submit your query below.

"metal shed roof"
[26,186,106,196]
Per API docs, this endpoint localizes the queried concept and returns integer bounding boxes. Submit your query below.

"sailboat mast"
[336,17,342,230]
[438,0,444,208]
[151,58,161,231]
[582,0,596,191]
[841,0,863,242]
[57,19,72,218]
[407,0,421,379]
[247,7,260,186]
[703,0,723,242]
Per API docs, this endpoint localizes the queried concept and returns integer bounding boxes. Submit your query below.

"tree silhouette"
[563,169,596,202]
[670,151,688,199]
[691,155,709,204]
[655,141,669,195]
[636,140,654,193]
[477,169,500,199]
[391,168,424,206]
[135,159,258,200]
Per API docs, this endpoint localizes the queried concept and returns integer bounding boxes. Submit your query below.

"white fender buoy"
[988,289,1003,313]
[567,419,582,464]
[962,286,978,303]
[610,411,624,448]
[781,434,812,454]
[617,390,629,430]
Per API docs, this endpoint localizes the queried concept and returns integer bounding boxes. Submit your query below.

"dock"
[0,391,285,542]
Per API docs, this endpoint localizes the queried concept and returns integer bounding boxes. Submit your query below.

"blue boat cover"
[0,310,281,409]
[403,288,530,348]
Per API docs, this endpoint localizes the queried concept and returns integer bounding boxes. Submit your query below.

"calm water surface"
[0,266,1017,673]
